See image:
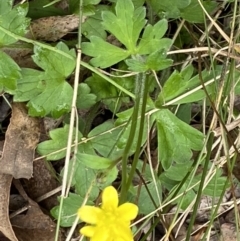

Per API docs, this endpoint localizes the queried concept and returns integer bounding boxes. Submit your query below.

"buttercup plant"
[78,186,138,241]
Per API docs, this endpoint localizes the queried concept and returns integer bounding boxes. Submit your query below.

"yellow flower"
[78,186,138,241]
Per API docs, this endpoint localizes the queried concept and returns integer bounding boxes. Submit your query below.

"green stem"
[185,132,214,241]
[119,72,143,203]
[126,73,148,190]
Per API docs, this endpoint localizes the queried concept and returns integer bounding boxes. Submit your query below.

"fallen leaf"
[0,173,18,241]
[0,102,40,179]
[0,102,40,241]
[26,15,83,42]
[23,119,60,210]
[11,199,60,241]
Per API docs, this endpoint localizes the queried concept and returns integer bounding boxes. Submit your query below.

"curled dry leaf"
[0,102,40,179]
[0,174,18,241]
[0,102,40,241]
[26,14,83,42]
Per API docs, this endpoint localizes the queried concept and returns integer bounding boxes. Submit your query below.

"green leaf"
[132,0,145,8]
[137,19,172,54]
[155,109,204,170]
[0,0,13,14]
[126,49,173,72]
[156,70,187,106]
[164,162,192,181]
[83,0,101,5]
[76,153,113,169]
[148,0,191,19]
[125,58,148,72]
[28,42,76,117]
[97,166,118,188]
[146,49,173,71]
[130,181,162,214]
[89,120,124,160]
[82,36,130,68]
[175,183,196,209]
[51,193,93,227]
[156,65,217,106]
[82,17,107,40]
[32,42,76,77]
[102,0,146,51]
[176,104,191,124]
[74,161,99,200]
[37,125,93,160]
[28,0,65,18]
[28,80,72,117]
[180,0,218,23]
[14,68,44,101]
[76,83,97,109]
[0,51,21,93]
[86,74,128,112]
[0,2,30,46]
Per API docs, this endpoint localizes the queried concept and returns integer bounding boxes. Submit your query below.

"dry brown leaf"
[0,174,18,241]
[3,47,36,68]
[0,102,40,241]
[24,159,60,210]
[0,102,40,179]
[220,223,238,241]
[26,14,82,42]
[11,199,59,241]
[23,119,60,210]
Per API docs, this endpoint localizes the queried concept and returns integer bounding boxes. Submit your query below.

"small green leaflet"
[82,0,173,69]
[77,83,97,110]
[76,153,113,169]
[0,1,30,46]
[0,51,21,93]
[156,65,218,106]
[27,42,76,117]
[137,19,172,55]
[148,0,191,19]
[51,193,94,227]
[148,0,216,23]
[155,109,204,170]
[126,49,173,72]
[74,161,99,200]
[37,125,94,160]
[14,68,44,101]
[156,70,188,105]
[27,81,72,118]
[82,0,146,67]
[102,0,146,51]
[82,17,107,40]
[82,36,130,68]
[89,120,124,160]
[180,0,217,23]
[86,74,130,112]
[32,42,76,77]
[130,181,162,214]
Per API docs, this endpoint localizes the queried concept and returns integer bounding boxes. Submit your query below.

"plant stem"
[119,73,142,203]
[126,73,148,190]
[120,63,147,203]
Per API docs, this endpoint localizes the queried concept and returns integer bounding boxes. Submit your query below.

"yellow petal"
[117,203,138,221]
[80,226,95,237]
[91,226,109,241]
[101,186,119,210]
[113,223,133,241]
[78,206,102,224]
